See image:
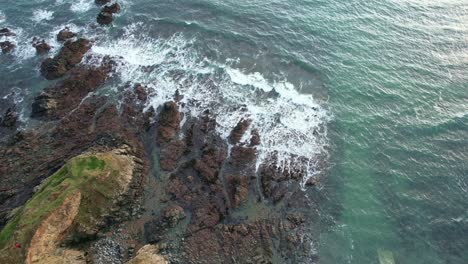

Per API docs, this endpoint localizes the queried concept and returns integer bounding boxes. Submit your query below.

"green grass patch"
[0,152,132,263]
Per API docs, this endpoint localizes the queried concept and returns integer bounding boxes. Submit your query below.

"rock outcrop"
[56,27,76,42]
[40,38,91,80]
[0,148,143,263]
[32,38,51,55]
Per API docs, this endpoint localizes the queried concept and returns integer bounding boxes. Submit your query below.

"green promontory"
[0,147,137,264]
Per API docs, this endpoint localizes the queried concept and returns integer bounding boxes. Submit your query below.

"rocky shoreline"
[0,2,325,263]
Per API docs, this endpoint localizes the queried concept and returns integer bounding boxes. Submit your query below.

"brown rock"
[228,119,251,144]
[227,175,249,208]
[159,140,186,171]
[157,101,181,143]
[32,38,51,54]
[56,27,76,42]
[40,38,91,80]
[249,128,261,146]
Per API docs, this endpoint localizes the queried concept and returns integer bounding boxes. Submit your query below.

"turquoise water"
[1,0,467,263]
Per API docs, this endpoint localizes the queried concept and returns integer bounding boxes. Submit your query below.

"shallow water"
[1,0,467,263]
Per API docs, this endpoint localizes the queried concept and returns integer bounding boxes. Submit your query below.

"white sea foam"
[88,23,330,185]
[0,10,5,24]
[32,9,54,23]
[70,0,93,13]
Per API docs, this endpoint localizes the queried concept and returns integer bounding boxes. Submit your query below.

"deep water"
[0,0,467,263]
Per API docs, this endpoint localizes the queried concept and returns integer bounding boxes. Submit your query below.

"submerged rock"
[56,27,76,42]
[40,38,91,79]
[97,11,113,25]
[0,28,16,37]
[0,41,15,54]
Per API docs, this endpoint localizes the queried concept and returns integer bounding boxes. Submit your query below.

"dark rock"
[305,177,319,186]
[102,3,121,14]
[0,28,15,37]
[97,11,113,25]
[1,108,17,128]
[0,41,15,54]
[95,0,111,5]
[162,205,185,228]
[40,38,91,79]
[32,38,51,55]
[228,119,251,144]
[31,93,57,118]
[157,101,181,144]
[56,27,76,42]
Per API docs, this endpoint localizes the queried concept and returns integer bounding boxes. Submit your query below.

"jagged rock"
[95,0,111,5]
[157,101,181,143]
[32,37,51,54]
[0,41,15,54]
[40,38,91,79]
[0,28,16,37]
[97,11,113,25]
[1,108,17,128]
[56,27,76,42]
[249,128,261,146]
[102,3,121,14]
[229,119,251,144]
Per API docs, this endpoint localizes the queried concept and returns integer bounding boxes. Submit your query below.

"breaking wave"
[88,23,331,184]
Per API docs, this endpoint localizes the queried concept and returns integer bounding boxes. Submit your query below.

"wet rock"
[194,146,227,183]
[40,38,91,79]
[0,41,15,54]
[228,119,251,144]
[157,101,181,143]
[102,3,121,14]
[134,84,148,102]
[32,37,51,54]
[0,28,16,37]
[97,11,113,25]
[249,128,261,146]
[56,27,76,42]
[31,93,57,118]
[160,140,186,171]
[305,177,319,186]
[95,0,111,5]
[162,205,185,228]
[0,108,17,128]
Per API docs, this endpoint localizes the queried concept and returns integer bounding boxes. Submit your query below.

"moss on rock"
[0,147,137,263]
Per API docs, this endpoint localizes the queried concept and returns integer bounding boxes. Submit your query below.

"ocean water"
[0,0,467,263]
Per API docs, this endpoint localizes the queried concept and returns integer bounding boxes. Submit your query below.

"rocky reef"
[0,3,325,263]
